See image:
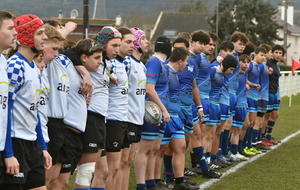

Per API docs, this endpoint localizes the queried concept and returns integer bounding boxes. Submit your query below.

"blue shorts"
[179,106,193,134]
[141,122,166,140]
[257,100,268,113]
[247,98,258,113]
[267,93,280,111]
[230,93,237,116]
[161,117,185,145]
[220,104,230,121]
[232,107,247,127]
[206,103,221,126]
[200,98,210,121]
[192,103,200,125]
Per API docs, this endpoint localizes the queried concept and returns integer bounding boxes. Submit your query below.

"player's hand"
[110,77,119,86]
[216,56,224,63]
[64,22,77,33]
[254,84,261,90]
[86,94,92,106]
[162,110,170,123]
[198,110,204,123]
[4,156,19,175]
[246,84,250,91]
[43,150,52,170]
[81,75,92,95]
[268,67,273,74]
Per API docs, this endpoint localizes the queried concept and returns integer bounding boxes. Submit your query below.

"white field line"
[199,130,300,189]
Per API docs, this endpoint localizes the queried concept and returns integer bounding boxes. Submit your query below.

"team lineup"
[0,10,284,190]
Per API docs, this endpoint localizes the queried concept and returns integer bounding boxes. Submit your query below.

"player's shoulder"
[55,54,72,67]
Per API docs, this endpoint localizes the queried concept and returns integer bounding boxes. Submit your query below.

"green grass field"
[67,94,300,190]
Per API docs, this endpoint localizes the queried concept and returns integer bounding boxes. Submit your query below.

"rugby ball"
[144,101,162,125]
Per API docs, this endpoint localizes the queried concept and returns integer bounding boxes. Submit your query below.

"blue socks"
[247,128,254,148]
[231,144,238,155]
[266,121,275,140]
[146,179,156,189]
[136,184,147,190]
[221,130,230,156]
[252,129,259,144]
[163,155,174,183]
[193,147,208,172]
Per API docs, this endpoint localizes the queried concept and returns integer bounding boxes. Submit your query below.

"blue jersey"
[228,51,240,94]
[236,71,248,107]
[258,63,269,101]
[166,65,181,117]
[145,56,169,106]
[209,67,224,104]
[178,58,198,106]
[196,53,211,99]
[247,61,261,101]
[211,60,230,105]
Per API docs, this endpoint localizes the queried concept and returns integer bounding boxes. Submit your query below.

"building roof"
[50,17,116,26]
[274,14,300,36]
[150,11,211,42]
[294,10,300,28]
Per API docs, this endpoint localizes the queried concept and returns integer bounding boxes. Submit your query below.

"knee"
[75,162,96,187]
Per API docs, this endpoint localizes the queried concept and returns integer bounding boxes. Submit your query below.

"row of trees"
[179,0,283,46]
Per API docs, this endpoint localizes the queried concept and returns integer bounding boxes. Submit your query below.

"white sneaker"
[234,153,249,161]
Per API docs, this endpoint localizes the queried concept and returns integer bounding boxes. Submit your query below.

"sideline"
[199,130,300,189]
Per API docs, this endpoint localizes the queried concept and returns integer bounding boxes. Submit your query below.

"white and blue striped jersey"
[63,63,87,132]
[6,52,41,141]
[0,54,8,151]
[46,54,71,119]
[106,56,129,121]
[87,61,110,117]
[127,55,146,125]
[38,69,50,143]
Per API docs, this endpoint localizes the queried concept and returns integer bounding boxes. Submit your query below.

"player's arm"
[246,79,261,90]
[146,83,170,123]
[36,114,52,170]
[3,60,25,174]
[75,65,92,95]
[192,81,204,123]
[57,21,77,37]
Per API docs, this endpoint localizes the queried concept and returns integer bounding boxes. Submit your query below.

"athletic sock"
[242,128,250,149]
[257,128,262,142]
[221,130,230,156]
[175,177,184,184]
[261,129,266,140]
[266,121,275,140]
[163,154,173,184]
[136,184,147,190]
[238,140,243,149]
[211,154,217,161]
[231,144,238,155]
[190,152,197,168]
[193,146,208,172]
[146,179,156,188]
[252,129,259,144]
[247,128,254,148]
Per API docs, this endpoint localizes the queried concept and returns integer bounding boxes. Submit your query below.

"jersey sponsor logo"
[31,89,42,111]
[0,95,7,109]
[57,74,70,93]
[13,172,24,178]
[136,79,146,95]
[128,132,135,136]
[39,87,50,106]
[0,81,9,93]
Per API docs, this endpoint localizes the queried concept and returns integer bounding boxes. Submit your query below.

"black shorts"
[127,122,142,143]
[0,152,4,184]
[106,120,130,152]
[82,112,106,153]
[0,138,45,190]
[59,127,82,173]
[47,117,67,165]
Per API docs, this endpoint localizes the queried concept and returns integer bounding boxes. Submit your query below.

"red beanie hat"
[14,14,44,48]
